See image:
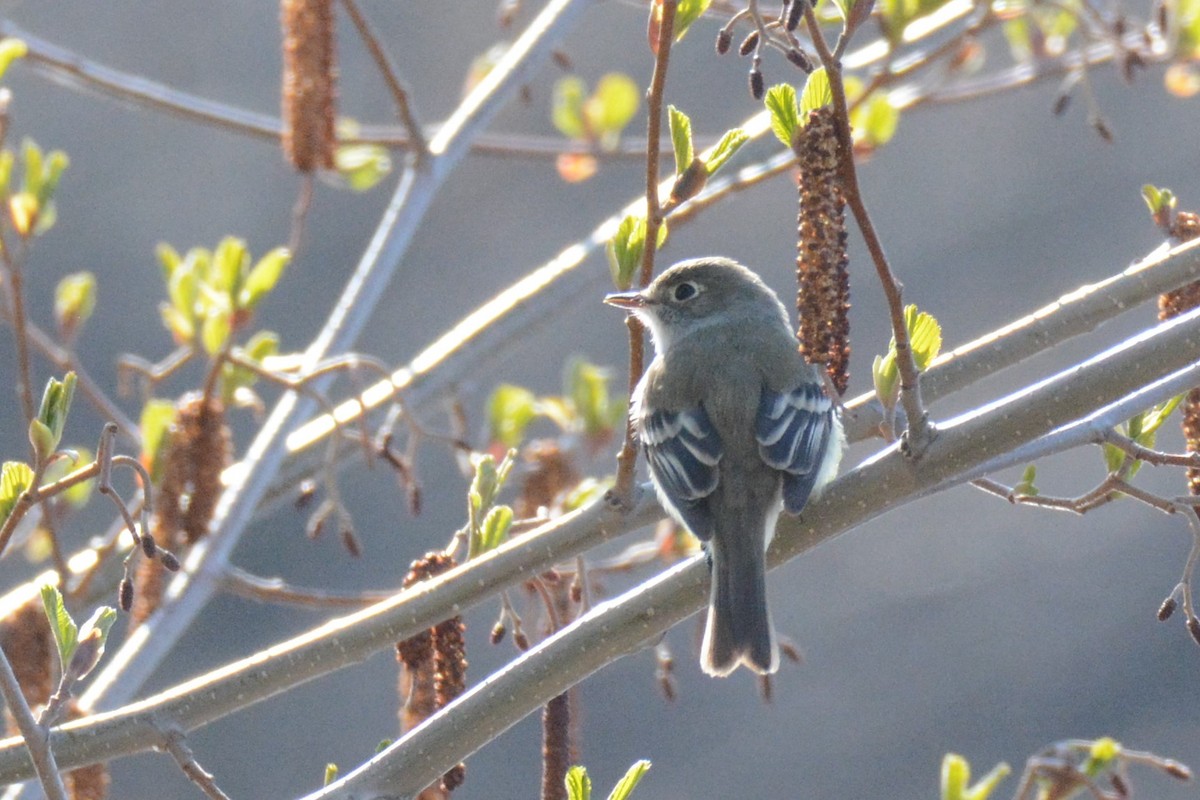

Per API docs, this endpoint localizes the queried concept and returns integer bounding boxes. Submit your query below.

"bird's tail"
[700,528,778,677]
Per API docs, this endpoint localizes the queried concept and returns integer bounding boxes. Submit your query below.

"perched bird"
[605,257,844,676]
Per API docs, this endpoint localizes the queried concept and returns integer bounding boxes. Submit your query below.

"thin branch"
[339,0,427,161]
[803,3,932,453]
[7,298,1200,787]
[0,648,68,800]
[79,0,597,715]
[156,726,231,800]
[614,0,678,501]
[220,566,395,609]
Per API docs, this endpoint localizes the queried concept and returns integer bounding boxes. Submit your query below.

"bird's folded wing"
[641,406,722,540]
[755,383,833,514]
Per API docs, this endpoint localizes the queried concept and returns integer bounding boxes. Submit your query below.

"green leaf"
[21,138,43,198]
[606,760,651,800]
[238,247,291,311]
[140,399,178,484]
[323,764,338,787]
[0,37,27,81]
[28,420,56,464]
[1139,394,1184,439]
[333,143,392,192]
[0,150,14,195]
[487,384,538,448]
[800,68,833,118]
[703,128,749,175]
[872,352,899,411]
[0,461,34,528]
[764,84,800,146]
[585,73,640,148]
[479,504,513,553]
[674,0,713,39]
[607,214,645,291]
[69,604,117,680]
[566,359,623,436]
[36,372,77,455]
[667,105,693,176]
[1142,184,1175,216]
[552,76,588,140]
[160,304,195,344]
[1082,737,1121,776]
[156,242,182,284]
[852,92,899,149]
[563,477,613,511]
[211,236,248,297]
[40,584,78,672]
[565,766,592,800]
[41,150,69,204]
[201,300,233,355]
[905,305,942,370]
[55,271,97,337]
[221,330,281,403]
[1013,464,1038,497]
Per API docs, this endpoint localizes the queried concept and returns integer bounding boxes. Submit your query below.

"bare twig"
[339,0,427,161]
[156,726,231,800]
[614,0,678,501]
[0,648,68,800]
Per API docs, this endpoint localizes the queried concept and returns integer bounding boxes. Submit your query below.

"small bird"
[605,257,844,676]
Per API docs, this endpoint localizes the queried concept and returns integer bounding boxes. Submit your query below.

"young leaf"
[852,93,900,149]
[668,105,694,176]
[905,305,942,370]
[1141,184,1175,216]
[800,67,833,117]
[606,760,651,800]
[0,150,13,195]
[332,143,392,192]
[0,37,27,81]
[479,505,514,553]
[566,359,622,436]
[764,84,800,146]
[565,766,592,800]
[140,399,178,484]
[9,191,37,237]
[211,236,249,297]
[488,384,538,448]
[585,73,640,148]
[1013,464,1039,497]
[607,214,644,291]
[703,128,749,175]
[201,300,233,355]
[66,604,117,681]
[55,271,97,338]
[674,0,713,40]
[43,447,94,508]
[0,461,34,529]
[238,247,291,311]
[40,585,78,672]
[552,76,589,140]
[36,372,77,455]
[872,352,899,411]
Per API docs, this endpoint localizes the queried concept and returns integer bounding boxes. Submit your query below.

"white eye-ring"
[672,281,700,302]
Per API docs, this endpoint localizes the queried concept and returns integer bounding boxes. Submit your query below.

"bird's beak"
[603,290,647,310]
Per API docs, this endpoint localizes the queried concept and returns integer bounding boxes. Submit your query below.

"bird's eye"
[673,281,699,302]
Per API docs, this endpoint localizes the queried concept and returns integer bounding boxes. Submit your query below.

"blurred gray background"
[2,1,1199,798]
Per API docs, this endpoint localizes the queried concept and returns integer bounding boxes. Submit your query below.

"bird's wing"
[755,382,834,514]
[640,405,722,541]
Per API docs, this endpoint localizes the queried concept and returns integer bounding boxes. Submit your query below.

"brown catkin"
[134,394,230,625]
[795,106,851,396]
[540,693,571,800]
[0,598,54,727]
[281,0,337,172]
[516,441,579,518]
[64,703,110,800]
[396,553,466,794]
[1158,210,1200,494]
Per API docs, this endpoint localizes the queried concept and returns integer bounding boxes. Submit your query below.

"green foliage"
[467,451,516,560]
[674,0,713,40]
[940,753,1011,800]
[765,84,800,147]
[703,128,749,175]
[0,461,34,529]
[1103,394,1184,477]
[488,384,538,448]
[323,764,338,786]
[1013,464,1039,497]
[0,37,27,82]
[54,272,97,339]
[873,306,942,411]
[139,398,178,484]
[1176,0,1200,57]
[1142,184,1176,216]
[799,68,833,118]
[7,138,69,237]
[667,105,693,176]
[42,448,95,508]
[333,143,392,191]
[565,761,651,800]
[553,73,640,149]
[30,372,77,462]
[39,585,117,682]
[564,358,625,437]
[850,92,900,150]
[157,237,290,352]
[221,330,281,407]
[606,214,668,290]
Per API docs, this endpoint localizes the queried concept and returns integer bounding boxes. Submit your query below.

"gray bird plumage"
[605,257,844,676]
